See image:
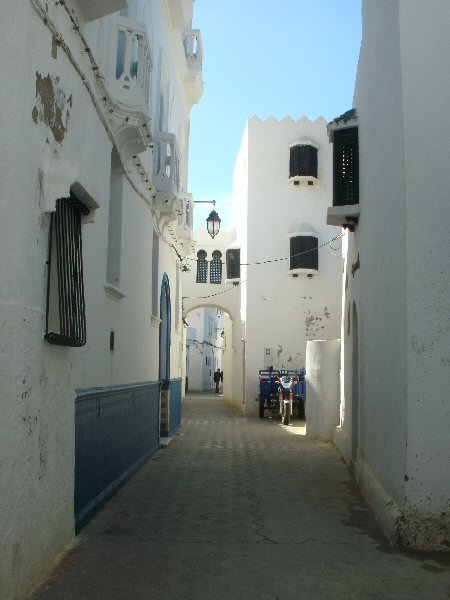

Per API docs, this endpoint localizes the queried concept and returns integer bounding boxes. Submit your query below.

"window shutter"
[333,127,359,206]
[289,145,318,178]
[196,250,208,283]
[226,249,240,279]
[290,236,318,270]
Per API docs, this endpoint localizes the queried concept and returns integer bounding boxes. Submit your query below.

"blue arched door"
[159,272,171,383]
[159,272,182,437]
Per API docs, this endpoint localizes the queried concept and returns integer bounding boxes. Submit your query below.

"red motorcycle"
[274,374,299,425]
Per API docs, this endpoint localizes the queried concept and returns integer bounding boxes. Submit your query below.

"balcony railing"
[153,133,180,202]
[177,194,194,230]
[183,29,203,105]
[110,15,152,109]
[184,30,203,67]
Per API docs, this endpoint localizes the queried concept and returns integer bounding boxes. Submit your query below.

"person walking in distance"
[214,368,221,394]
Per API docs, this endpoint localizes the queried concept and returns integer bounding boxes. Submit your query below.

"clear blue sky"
[189,0,362,229]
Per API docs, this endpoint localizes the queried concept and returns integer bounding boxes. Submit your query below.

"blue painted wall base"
[75,381,161,532]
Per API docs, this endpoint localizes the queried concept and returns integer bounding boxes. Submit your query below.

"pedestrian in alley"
[214,368,221,394]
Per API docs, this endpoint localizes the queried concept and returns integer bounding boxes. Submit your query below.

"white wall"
[335,0,450,549]
[399,0,450,516]
[0,4,112,596]
[306,340,341,440]
[338,0,408,507]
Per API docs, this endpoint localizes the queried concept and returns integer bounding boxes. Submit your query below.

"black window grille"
[196,250,208,283]
[210,251,222,284]
[333,127,359,206]
[226,249,240,279]
[45,193,90,347]
[289,145,318,179]
[290,236,318,270]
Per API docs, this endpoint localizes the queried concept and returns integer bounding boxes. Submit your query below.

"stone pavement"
[30,393,450,600]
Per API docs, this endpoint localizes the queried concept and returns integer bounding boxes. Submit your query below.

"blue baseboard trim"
[75,380,161,533]
[75,443,158,533]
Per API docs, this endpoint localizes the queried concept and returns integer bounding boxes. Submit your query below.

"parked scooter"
[275,374,298,426]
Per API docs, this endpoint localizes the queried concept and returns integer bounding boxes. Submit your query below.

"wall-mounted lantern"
[193,199,221,239]
[206,210,221,239]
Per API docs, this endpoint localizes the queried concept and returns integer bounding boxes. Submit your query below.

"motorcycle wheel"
[282,403,290,426]
[259,398,265,419]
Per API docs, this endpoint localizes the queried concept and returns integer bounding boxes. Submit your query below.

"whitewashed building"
[327,0,450,550]
[232,116,343,413]
[0,0,203,597]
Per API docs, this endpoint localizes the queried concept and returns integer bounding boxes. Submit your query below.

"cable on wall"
[29,0,170,242]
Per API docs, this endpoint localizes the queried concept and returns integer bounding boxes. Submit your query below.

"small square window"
[290,236,318,270]
[289,144,318,179]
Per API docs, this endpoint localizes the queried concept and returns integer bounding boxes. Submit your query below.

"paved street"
[31,393,450,600]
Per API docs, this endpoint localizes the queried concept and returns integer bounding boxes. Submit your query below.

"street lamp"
[193,199,221,239]
[206,210,221,239]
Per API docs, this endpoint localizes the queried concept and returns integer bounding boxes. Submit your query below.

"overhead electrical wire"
[181,233,344,300]
[181,233,344,267]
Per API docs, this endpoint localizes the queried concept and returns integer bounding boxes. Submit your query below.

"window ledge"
[104,283,125,302]
[225,278,240,286]
[288,175,317,185]
[288,268,318,277]
[326,205,360,229]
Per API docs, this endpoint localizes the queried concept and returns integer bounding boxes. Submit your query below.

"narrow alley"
[31,395,450,600]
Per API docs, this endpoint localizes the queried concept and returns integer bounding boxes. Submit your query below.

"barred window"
[333,127,359,206]
[45,193,89,347]
[196,250,208,283]
[226,249,240,279]
[289,144,318,179]
[210,251,222,284]
[290,236,318,270]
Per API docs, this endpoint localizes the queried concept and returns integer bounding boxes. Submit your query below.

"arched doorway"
[159,272,171,383]
[159,273,182,437]
[184,305,242,410]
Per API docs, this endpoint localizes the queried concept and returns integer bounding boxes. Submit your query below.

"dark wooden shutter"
[333,127,359,206]
[226,249,240,279]
[289,145,318,178]
[45,193,89,347]
[290,236,318,270]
